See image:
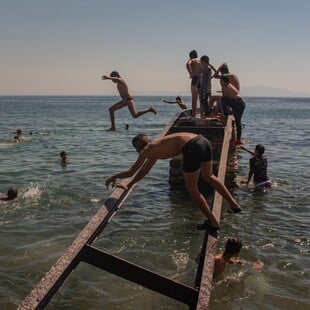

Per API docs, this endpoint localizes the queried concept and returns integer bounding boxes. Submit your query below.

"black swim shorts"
[191,75,200,88]
[182,135,212,172]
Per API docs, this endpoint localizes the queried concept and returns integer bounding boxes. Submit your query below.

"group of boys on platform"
[102,50,268,276]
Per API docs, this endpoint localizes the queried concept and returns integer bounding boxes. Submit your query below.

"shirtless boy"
[220,76,246,145]
[213,238,243,276]
[105,132,242,229]
[0,188,18,201]
[163,96,187,110]
[186,50,202,118]
[60,151,68,164]
[102,71,157,131]
[209,63,240,114]
[199,55,213,118]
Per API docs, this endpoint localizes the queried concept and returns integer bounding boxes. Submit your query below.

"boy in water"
[105,132,242,230]
[186,50,202,118]
[213,238,243,276]
[163,96,187,110]
[60,151,68,164]
[102,71,157,131]
[0,188,18,201]
[240,144,271,189]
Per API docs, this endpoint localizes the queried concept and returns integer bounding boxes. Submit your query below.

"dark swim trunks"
[191,75,200,88]
[182,135,212,172]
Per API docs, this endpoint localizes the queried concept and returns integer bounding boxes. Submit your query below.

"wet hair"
[200,55,209,64]
[132,134,149,151]
[7,187,18,200]
[60,151,67,157]
[110,71,120,78]
[189,50,198,59]
[255,144,265,155]
[176,96,182,101]
[220,63,229,74]
[224,238,242,255]
[221,75,230,84]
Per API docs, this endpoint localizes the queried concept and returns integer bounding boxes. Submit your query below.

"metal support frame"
[18,114,235,310]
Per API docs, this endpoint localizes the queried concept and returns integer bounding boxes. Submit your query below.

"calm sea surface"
[0,96,309,309]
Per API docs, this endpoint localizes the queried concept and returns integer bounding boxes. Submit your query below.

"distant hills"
[135,85,310,98]
[242,85,310,97]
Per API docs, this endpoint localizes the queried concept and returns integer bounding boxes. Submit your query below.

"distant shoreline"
[1,94,310,98]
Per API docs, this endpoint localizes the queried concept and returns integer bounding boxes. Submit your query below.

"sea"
[0,96,309,310]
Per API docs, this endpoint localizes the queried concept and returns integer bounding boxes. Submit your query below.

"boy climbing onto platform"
[213,238,263,276]
[213,238,243,276]
[102,71,157,131]
[105,132,242,230]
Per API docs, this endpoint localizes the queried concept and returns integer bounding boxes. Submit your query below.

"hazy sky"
[1,0,309,96]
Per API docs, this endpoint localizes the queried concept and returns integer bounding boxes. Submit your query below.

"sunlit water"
[0,96,309,309]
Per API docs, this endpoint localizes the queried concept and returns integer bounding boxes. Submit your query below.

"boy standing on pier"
[102,71,157,131]
[199,55,213,118]
[186,50,202,118]
[220,76,245,146]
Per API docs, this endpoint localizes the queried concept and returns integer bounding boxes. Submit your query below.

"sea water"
[0,96,309,309]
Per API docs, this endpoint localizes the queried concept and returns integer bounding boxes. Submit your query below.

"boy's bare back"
[143,132,197,160]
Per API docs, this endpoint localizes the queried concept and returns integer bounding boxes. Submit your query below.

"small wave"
[22,187,42,199]
[0,143,14,148]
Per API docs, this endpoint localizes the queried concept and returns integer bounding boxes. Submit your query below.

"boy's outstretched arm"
[105,152,148,189]
[117,158,157,190]
[239,145,255,156]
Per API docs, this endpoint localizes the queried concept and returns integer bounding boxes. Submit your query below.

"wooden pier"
[18,113,237,309]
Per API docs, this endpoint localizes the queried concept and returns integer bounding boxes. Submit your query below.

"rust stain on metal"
[196,116,234,309]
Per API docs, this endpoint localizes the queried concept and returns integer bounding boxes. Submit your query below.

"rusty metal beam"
[18,112,236,310]
[195,115,234,309]
[81,245,198,306]
[18,186,134,310]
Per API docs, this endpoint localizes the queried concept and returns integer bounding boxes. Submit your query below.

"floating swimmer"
[0,187,18,201]
[163,96,187,110]
[60,151,68,164]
